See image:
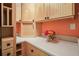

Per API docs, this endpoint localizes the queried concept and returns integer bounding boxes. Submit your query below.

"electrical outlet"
[69,23,76,30]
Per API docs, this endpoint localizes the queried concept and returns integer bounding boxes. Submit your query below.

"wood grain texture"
[25,42,48,56]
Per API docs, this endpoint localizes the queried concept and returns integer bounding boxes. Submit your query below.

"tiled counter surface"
[16,36,79,56]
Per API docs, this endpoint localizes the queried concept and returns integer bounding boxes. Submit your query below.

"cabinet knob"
[45,17,49,19]
[7,53,11,56]
[31,49,34,52]
[7,43,10,46]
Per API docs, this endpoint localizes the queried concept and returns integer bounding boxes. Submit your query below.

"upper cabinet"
[21,3,74,22]
[74,3,79,19]
[1,3,15,27]
[16,3,21,21]
[49,3,74,19]
[44,3,50,19]
[21,3,35,21]
[34,3,45,21]
[34,3,50,21]
[34,3,74,21]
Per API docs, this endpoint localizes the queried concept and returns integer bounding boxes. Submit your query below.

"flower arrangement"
[44,30,59,43]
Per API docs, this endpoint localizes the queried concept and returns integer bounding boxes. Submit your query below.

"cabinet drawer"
[2,48,13,56]
[2,38,13,50]
[26,42,48,56]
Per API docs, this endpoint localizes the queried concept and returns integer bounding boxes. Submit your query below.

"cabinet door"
[16,3,21,21]
[2,3,13,27]
[75,3,79,19]
[44,3,50,19]
[34,3,45,21]
[26,42,48,56]
[21,23,34,37]
[50,3,74,19]
[22,3,35,21]
[3,7,8,26]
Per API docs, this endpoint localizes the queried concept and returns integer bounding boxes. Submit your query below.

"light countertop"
[16,36,79,56]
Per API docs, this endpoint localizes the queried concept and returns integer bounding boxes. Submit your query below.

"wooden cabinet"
[21,3,35,21]
[2,38,13,50]
[34,3,74,22]
[21,3,74,22]
[16,42,26,56]
[16,43,22,56]
[44,3,50,19]
[0,3,16,56]
[74,3,79,19]
[49,3,74,19]
[2,48,14,56]
[16,42,28,56]
[25,42,48,56]
[16,42,48,56]
[1,3,14,27]
[20,21,35,37]
[16,3,21,21]
[34,3,45,21]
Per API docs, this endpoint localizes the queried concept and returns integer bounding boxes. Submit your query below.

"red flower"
[44,30,55,36]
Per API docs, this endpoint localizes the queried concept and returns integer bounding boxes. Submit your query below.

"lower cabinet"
[2,48,14,56]
[25,42,48,56]
[16,42,48,56]
[16,42,26,56]
[2,37,14,56]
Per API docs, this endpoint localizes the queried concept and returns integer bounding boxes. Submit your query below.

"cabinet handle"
[31,49,34,53]
[7,53,11,56]
[45,17,49,19]
[7,43,10,46]
[45,17,47,19]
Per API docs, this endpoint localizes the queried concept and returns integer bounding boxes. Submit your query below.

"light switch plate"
[69,23,76,30]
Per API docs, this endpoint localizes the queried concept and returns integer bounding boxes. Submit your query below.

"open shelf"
[3,7,7,25]
[18,21,33,24]
[2,3,13,27]
[16,49,22,52]
[9,9,12,25]
[16,43,22,56]
[16,43,22,50]
[3,6,12,9]
[16,50,22,56]
[3,3,12,8]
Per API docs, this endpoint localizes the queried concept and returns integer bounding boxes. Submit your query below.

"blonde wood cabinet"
[1,3,14,27]
[49,3,74,19]
[34,3,74,21]
[19,3,36,37]
[34,3,45,21]
[44,3,50,19]
[25,42,48,56]
[20,22,35,37]
[0,3,16,56]
[2,38,14,50]
[16,42,48,56]
[16,3,21,21]
[16,42,26,56]
[21,3,35,21]
[21,3,74,22]
[2,48,14,56]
